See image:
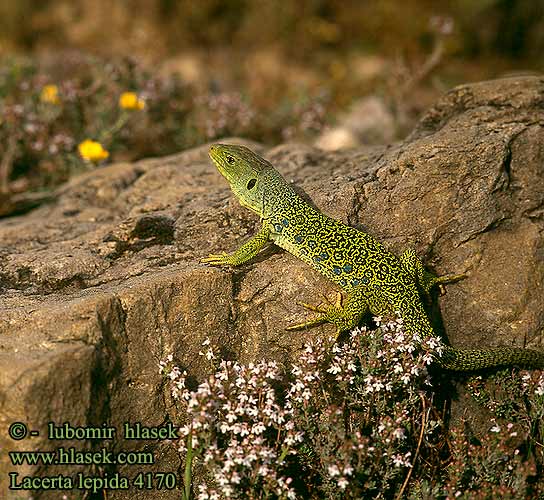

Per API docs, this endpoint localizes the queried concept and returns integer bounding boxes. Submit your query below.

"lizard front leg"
[201,225,271,266]
[286,289,369,336]
[400,248,465,296]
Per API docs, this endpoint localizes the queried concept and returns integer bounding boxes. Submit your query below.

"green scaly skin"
[202,144,544,371]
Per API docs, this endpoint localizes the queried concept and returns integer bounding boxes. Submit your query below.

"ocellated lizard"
[202,144,544,371]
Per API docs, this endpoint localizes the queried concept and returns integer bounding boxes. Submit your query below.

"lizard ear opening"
[246,178,257,190]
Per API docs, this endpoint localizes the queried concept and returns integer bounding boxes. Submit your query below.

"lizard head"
[209,143,286,217]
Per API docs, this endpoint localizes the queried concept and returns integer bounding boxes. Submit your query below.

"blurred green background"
[0,0,543,209]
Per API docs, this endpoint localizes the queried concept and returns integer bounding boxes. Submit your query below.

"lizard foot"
[285,300,328,331]
[201,253,232,266]
[435,273,467,295]
[285,293,344,331]
[285,315,328,331]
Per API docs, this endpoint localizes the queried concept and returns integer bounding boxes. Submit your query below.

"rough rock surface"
[1,76,543,498]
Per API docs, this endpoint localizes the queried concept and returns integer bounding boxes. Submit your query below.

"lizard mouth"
[209,145,235,183]
[208,146,230,181]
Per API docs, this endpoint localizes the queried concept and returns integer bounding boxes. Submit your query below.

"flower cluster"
[443,419,539,500]
[0,55,334,201]
[197,92,254,139]
[160,346,301,499]
[0,58,202,195]
[282,95,328,141]
[159,319,543,499]
[452,367,544,498]
[158,353,187,400]
[161,317,453,499]
[282,319,445,498]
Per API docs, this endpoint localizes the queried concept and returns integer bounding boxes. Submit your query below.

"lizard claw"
[296,301,328,314]
[295,292,343,314]
[286,315,328,331]
[288,293,346,331]
[286,298,340,331]
[333,291,343,309]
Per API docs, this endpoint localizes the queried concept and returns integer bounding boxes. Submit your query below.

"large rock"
[1,77,543,498]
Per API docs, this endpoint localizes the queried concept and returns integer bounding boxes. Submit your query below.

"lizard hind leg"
[285,299,332,332]
[400,248,466,296]
[285,290,367,338]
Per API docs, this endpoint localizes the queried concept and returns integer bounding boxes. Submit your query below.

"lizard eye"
[226,155,235,165]
[246,178,257,190]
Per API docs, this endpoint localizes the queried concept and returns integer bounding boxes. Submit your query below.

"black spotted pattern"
[268,191,426,323]
[265,165,544,371]
[210,144,544,371]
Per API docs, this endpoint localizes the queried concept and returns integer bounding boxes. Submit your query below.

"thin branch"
[396,394,427,500]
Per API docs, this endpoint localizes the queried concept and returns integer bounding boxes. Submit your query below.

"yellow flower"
[119,91,145,110]
[78,139,109,163]
[40,84,60,104]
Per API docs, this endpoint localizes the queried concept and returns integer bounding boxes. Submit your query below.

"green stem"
[278,446,289,463]
[99,111,130,144]
[183,433,193,500]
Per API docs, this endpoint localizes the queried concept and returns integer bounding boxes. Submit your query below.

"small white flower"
[179,425,190,436]
[373,380,384,392]
[535,375,544,396]
[343,465,353,476]
[327,464,340,477]
[252,422,267,435]
[393,427,405,440]
[338,477,349,490]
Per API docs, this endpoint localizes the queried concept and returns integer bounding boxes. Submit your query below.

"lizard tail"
[437,346,544,371]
